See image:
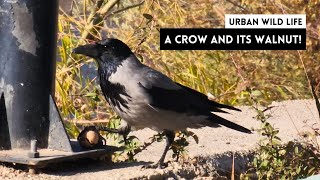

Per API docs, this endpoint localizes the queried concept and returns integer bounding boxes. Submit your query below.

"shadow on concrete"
[39,159,152,176]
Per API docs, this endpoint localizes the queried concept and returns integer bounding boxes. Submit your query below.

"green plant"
[241,91,320,179]
[171,131,199,161]
[111,134,140,162]
[110,130,199,163]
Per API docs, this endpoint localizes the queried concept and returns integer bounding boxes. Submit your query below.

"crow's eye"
[103,45,107,48]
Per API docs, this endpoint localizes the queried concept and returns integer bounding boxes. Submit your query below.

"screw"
[27,140,39,158]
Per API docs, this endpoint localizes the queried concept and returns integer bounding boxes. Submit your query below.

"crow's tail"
[211,114,252,134]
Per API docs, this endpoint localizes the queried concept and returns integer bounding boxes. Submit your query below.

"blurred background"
[56,0,319,139]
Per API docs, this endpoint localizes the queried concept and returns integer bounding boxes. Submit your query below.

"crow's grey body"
[73,38,251,168]
[102,54,208,131]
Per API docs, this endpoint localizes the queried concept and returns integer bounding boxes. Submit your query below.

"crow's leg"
[143,129,175,169]
[118,125,131,143]
[158,130,175,167]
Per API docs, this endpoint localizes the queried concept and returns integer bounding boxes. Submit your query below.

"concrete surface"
[0,99,319,179]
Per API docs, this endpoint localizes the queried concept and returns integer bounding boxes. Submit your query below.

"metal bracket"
[48,95,73,152]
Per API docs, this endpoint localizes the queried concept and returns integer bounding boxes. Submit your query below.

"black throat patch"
[98,62,131,112]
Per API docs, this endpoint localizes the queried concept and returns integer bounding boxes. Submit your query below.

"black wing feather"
[138,82,207,115]
[138,81,240,115]
[175,83,241,112]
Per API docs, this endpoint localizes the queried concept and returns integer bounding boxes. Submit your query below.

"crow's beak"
[72,44,99,58]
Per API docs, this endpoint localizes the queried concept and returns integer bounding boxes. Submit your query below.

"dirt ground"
[0,99,319,179]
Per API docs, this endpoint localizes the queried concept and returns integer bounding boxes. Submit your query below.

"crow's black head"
[73,38,133,62]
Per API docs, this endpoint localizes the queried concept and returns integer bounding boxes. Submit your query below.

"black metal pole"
[0,0,58,149]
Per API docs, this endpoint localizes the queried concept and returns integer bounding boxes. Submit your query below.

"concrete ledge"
[0,99,319,179]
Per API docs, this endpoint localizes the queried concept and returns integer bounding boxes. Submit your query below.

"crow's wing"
[138,67,239,115]
[176,83,241,112]
[138,67,251,134]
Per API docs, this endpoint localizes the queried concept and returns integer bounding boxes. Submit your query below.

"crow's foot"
[142,161,168,169]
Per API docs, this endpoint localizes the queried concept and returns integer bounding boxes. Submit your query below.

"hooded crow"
[73,38,252,168]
